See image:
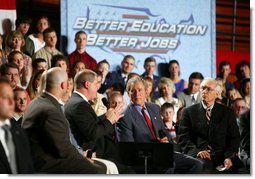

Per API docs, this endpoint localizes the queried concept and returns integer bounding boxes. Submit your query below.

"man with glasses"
[178,78,242,174]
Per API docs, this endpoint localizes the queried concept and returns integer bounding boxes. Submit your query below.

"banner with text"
[61,0,216,79]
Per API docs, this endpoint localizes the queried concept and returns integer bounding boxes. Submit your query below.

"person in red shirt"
[68,31,97,70]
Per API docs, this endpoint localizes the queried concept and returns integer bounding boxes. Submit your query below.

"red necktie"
[141,107,157,139]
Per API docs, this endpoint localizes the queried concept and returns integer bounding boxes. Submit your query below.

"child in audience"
[161,102,177,144]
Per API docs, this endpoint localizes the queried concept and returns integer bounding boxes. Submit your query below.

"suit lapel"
[208,103,221,136]
[145,103,160,138]
[0,142,11,173]
[129,104,151,137]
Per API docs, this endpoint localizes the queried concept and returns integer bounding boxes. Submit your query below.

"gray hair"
[201,77,221,93]
[126,76,148,93]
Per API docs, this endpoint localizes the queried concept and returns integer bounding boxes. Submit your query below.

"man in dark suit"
[22,67,107,174]
[117,77,203,174]
[178,78,241,174]
[141,57,160,99]
[110,55,135,93]
[0,77,33,174]
[65,69,134,174]
[176,72,204,108]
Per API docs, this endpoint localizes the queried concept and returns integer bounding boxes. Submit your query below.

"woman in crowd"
[226,87,242,106]
[155,77,181,123]
[168,60,188,97]
[71,60,86,78]
[8,31,32,87]
[240,78,250,108]
[96,59,113,94]
[26,69,45,100]
[143,76,155,103]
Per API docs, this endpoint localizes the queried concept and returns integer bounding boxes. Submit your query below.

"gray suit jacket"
[117,102,170,143]
[176,89,201,107]
[22,92,105,174]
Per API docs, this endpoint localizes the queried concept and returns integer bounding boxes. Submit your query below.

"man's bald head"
[45,67,68,91]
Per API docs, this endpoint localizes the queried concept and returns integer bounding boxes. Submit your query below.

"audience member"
[226,87,242,106]
[111,55,135,93]
[11,88,28,127]
[177,72,204,107]
[51,54,69,72]
[28,16,50,53]
[155,77,181,122]
[168,60,188,97]
[32,58,48,73]
[22,67,109,174]
[178,78,242,173]
[8,50,32,88]
[0,62,21,90]
[15,16,34,57]
[143,76,155,103]
[232,98,248,127]
[26,69,45,100]
[161,102,177,144]
[116,77,203,174]
[68,31,97,70]
[239,78,250,108]
[33,28,62,68]
[1,18,13,51]
[0,77,34,174]
[234,61,250,90]
[215,77,229,106]
[97,59,113,94]
[141,57,160,98]
[89,71,107,116]
[71,60,86,78]
[217,60,234,90]
[61,74,74,104]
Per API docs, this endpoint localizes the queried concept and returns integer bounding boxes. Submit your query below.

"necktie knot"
[191,95,196,104]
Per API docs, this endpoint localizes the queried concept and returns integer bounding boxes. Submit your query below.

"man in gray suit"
[22,67,107,174]
[177,72,204,107]
[117,77,203,174]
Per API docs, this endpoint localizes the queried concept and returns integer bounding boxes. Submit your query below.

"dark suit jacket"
[117,102,170,143]
[178,102,240,163]
[64,92,114,157]
[110,69,126,92]
[0,120,34,174]
[22,92,105,174]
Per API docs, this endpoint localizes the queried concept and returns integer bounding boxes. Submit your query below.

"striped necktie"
[141,107,156,139]
[205,107,211,125]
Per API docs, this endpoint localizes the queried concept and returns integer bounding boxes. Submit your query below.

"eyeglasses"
[200,86,215,92]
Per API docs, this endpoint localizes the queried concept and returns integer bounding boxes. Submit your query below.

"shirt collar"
[0,119,11,128]
[201,101,214,110]
[44,91,64,106]
[13,113,22,121]
[73,90,88,102]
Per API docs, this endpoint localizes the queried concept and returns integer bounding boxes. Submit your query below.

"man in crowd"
[33,28,62,68]
[178,78,242,173]
[177,72,204,108]
[68,31,97,70]
[111,55,135,94]
[15,16,34,57]
[117,77,203,174]
[141,57,160,99]
[11,88,28,127]
[232,98,248,127]
[0,77,34,174]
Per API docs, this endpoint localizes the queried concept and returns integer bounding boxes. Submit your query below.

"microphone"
[158,129,167,139]
[101,97,108,108]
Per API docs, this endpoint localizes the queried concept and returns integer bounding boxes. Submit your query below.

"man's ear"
[60,82,65,90]
[84,81,90,89]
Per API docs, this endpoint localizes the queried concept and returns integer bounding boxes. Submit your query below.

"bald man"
[22,67,107,174]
